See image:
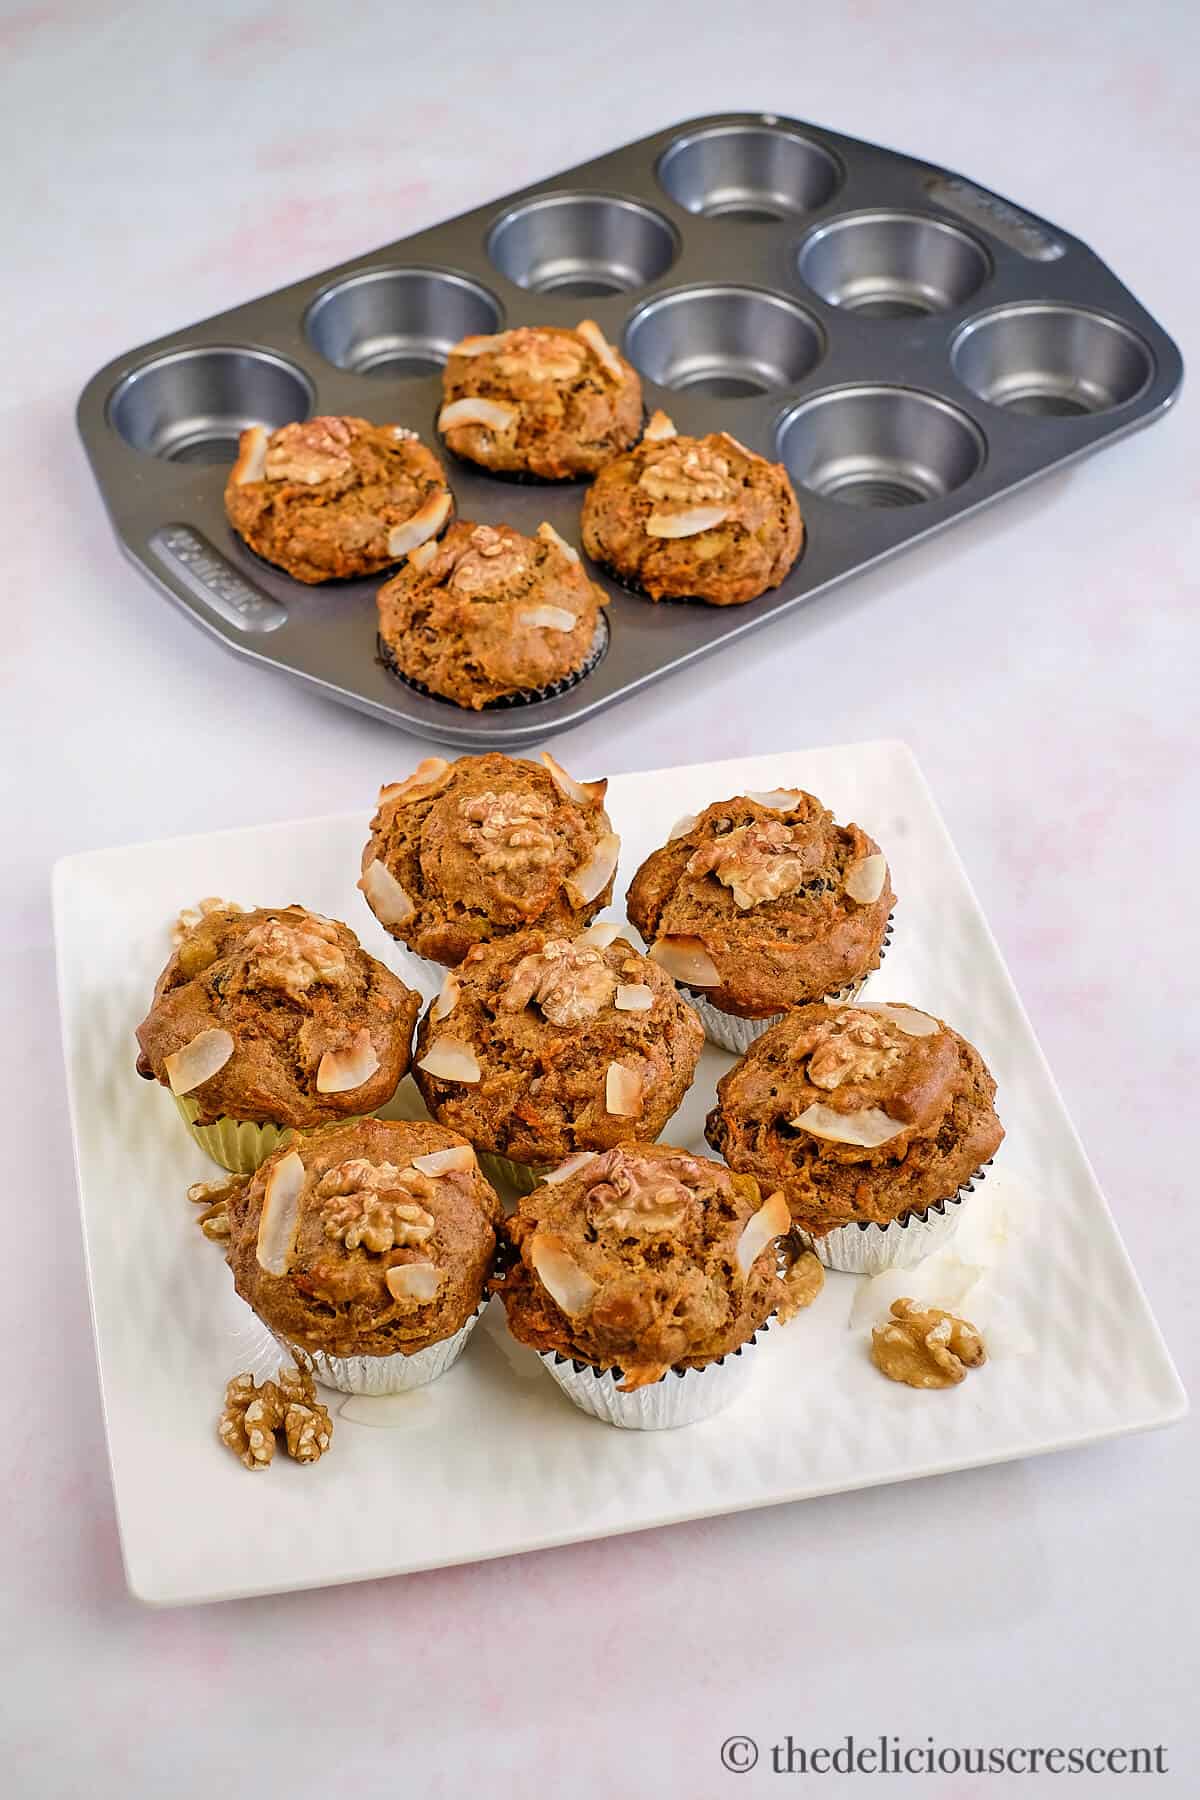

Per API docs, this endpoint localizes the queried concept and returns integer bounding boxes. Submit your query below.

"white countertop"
[3,0,1195,1792]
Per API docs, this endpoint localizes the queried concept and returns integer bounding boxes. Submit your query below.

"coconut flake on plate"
[164,1028,234,1097]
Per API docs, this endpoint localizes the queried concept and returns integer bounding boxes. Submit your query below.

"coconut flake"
[417,1039,481,1084]
[576,318,623,382]
[164,1027,234,1096]
[645,505,730,540]
[536,521,580,563]
[519,604,577,632]
[530,1232,598,1315]
[615,983,653,1012]
[412,1145,476,1176]
[316,1029,380,1094]
[789,1103,905,1148]
[407,537,440,573]
[747,788,806,812]
[386,1262,442,1302]
[648,936,720,988]
[545,1151,600,1186]
[736,1190,791,1278]
[387,489,451,558]
[360,858,415,928]
[605,1062,643,1118]
[256,1149,304,1275]
[430,972,461,1023]
[377,758,451,806]
[576,920,623,950]
[438,396,517,433]
[643,410,676,441]
[540,750,607,809]
[864,1003,940,1038]
[566,832,620,907]
[668,812,698,840]
[232,425,267,485]
[447,332,508,357]
[844,853,887,905]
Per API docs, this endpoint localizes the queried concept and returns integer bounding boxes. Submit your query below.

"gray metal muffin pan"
[77,112,1183,749]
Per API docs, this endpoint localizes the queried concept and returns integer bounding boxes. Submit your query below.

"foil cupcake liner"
[683,916,894,1055]
[277,1299,487,1396]
[539,1316,773,1430]
[477,1152,549,1198]
[377,614,607,711]
[795,1163,992,1275]
[172,1095,295,1174]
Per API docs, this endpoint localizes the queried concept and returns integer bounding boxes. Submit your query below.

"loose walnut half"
[638,441,737,508]
[501,938,618,1026]
[188,1173,247,1241]
[264,416,355,485]
[317,1159,438,1253]
[218,1366,332,1470]
[459,788,556,874]
[870,1297,987,1389]
[241,913,349,996]
[584,1147,696,1235]
[687,819,819,909]
[807,1010,908,1090]
[777,1246,825,1321]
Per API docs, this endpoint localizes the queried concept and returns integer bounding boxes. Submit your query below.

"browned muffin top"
[377,520,606,710]
[627,789,894,1018]
[135,905,421,1129]
[439,321,643,480]
[706,1003,1004,1234]
[580,411,803,605]
[225,1118,501,1358]
[411,926,704,1165]
[224,415,451,583]
[359,751,618,966]
[494,1143,788,1389]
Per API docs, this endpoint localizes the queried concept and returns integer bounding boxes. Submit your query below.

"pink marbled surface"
[2,0,1197,1792]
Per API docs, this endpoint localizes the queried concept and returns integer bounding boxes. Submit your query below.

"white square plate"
[53,742,1186,1606]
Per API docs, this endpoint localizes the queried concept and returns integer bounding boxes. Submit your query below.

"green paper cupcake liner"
[172,1095,295,1174]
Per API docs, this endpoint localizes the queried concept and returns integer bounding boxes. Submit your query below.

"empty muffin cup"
[777,385,985,507]
[797,211,990,318]
[487,194,678,296]
[625,285,824,397]
[304,269,503,377]
[951,303,1154,416]
[108,346,313,464]
[657,124,841,221]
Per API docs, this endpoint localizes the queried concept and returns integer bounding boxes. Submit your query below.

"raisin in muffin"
[580,411,802,605]
[135,905,421,1172]
[493,1143,790,1426]
[706,1002,1004,1273]
[225,1118,501,1393]
[359,751,618,966]
[412,927,704,1173]
[627,787,894,1053]
[438,321,642,480]
[377,520,606,709]
[225,416,451,583]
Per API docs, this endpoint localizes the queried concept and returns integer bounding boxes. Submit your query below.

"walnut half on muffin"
[135,905,421,1135]
[706,1002,1004,1243]
[377,520,607,709]
[580,411,803,605]
[225,416,452,583]
[412,927,704,1168]
[438,321,643,480]
[359,751,619,966]
[494,1144,789,1390]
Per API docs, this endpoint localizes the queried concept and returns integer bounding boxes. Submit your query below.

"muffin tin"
[77,113,1183,749]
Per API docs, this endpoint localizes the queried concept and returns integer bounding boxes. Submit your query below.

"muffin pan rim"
[77,110,1184,748]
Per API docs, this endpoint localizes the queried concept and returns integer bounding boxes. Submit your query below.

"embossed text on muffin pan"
[78,114,1183,749]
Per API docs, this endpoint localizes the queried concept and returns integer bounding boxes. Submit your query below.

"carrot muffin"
[359,751,618,966]
[706,1002,1004,1273]
[438,321,642,481]
[135,904,421,1173]
[225,415,452,583]
[412,927,704,1175]
[493,1143,790,1426]
[627,788,894,1053]
[377,520,607,709]
[225,1118,501,1393]
[580,410,803,605]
